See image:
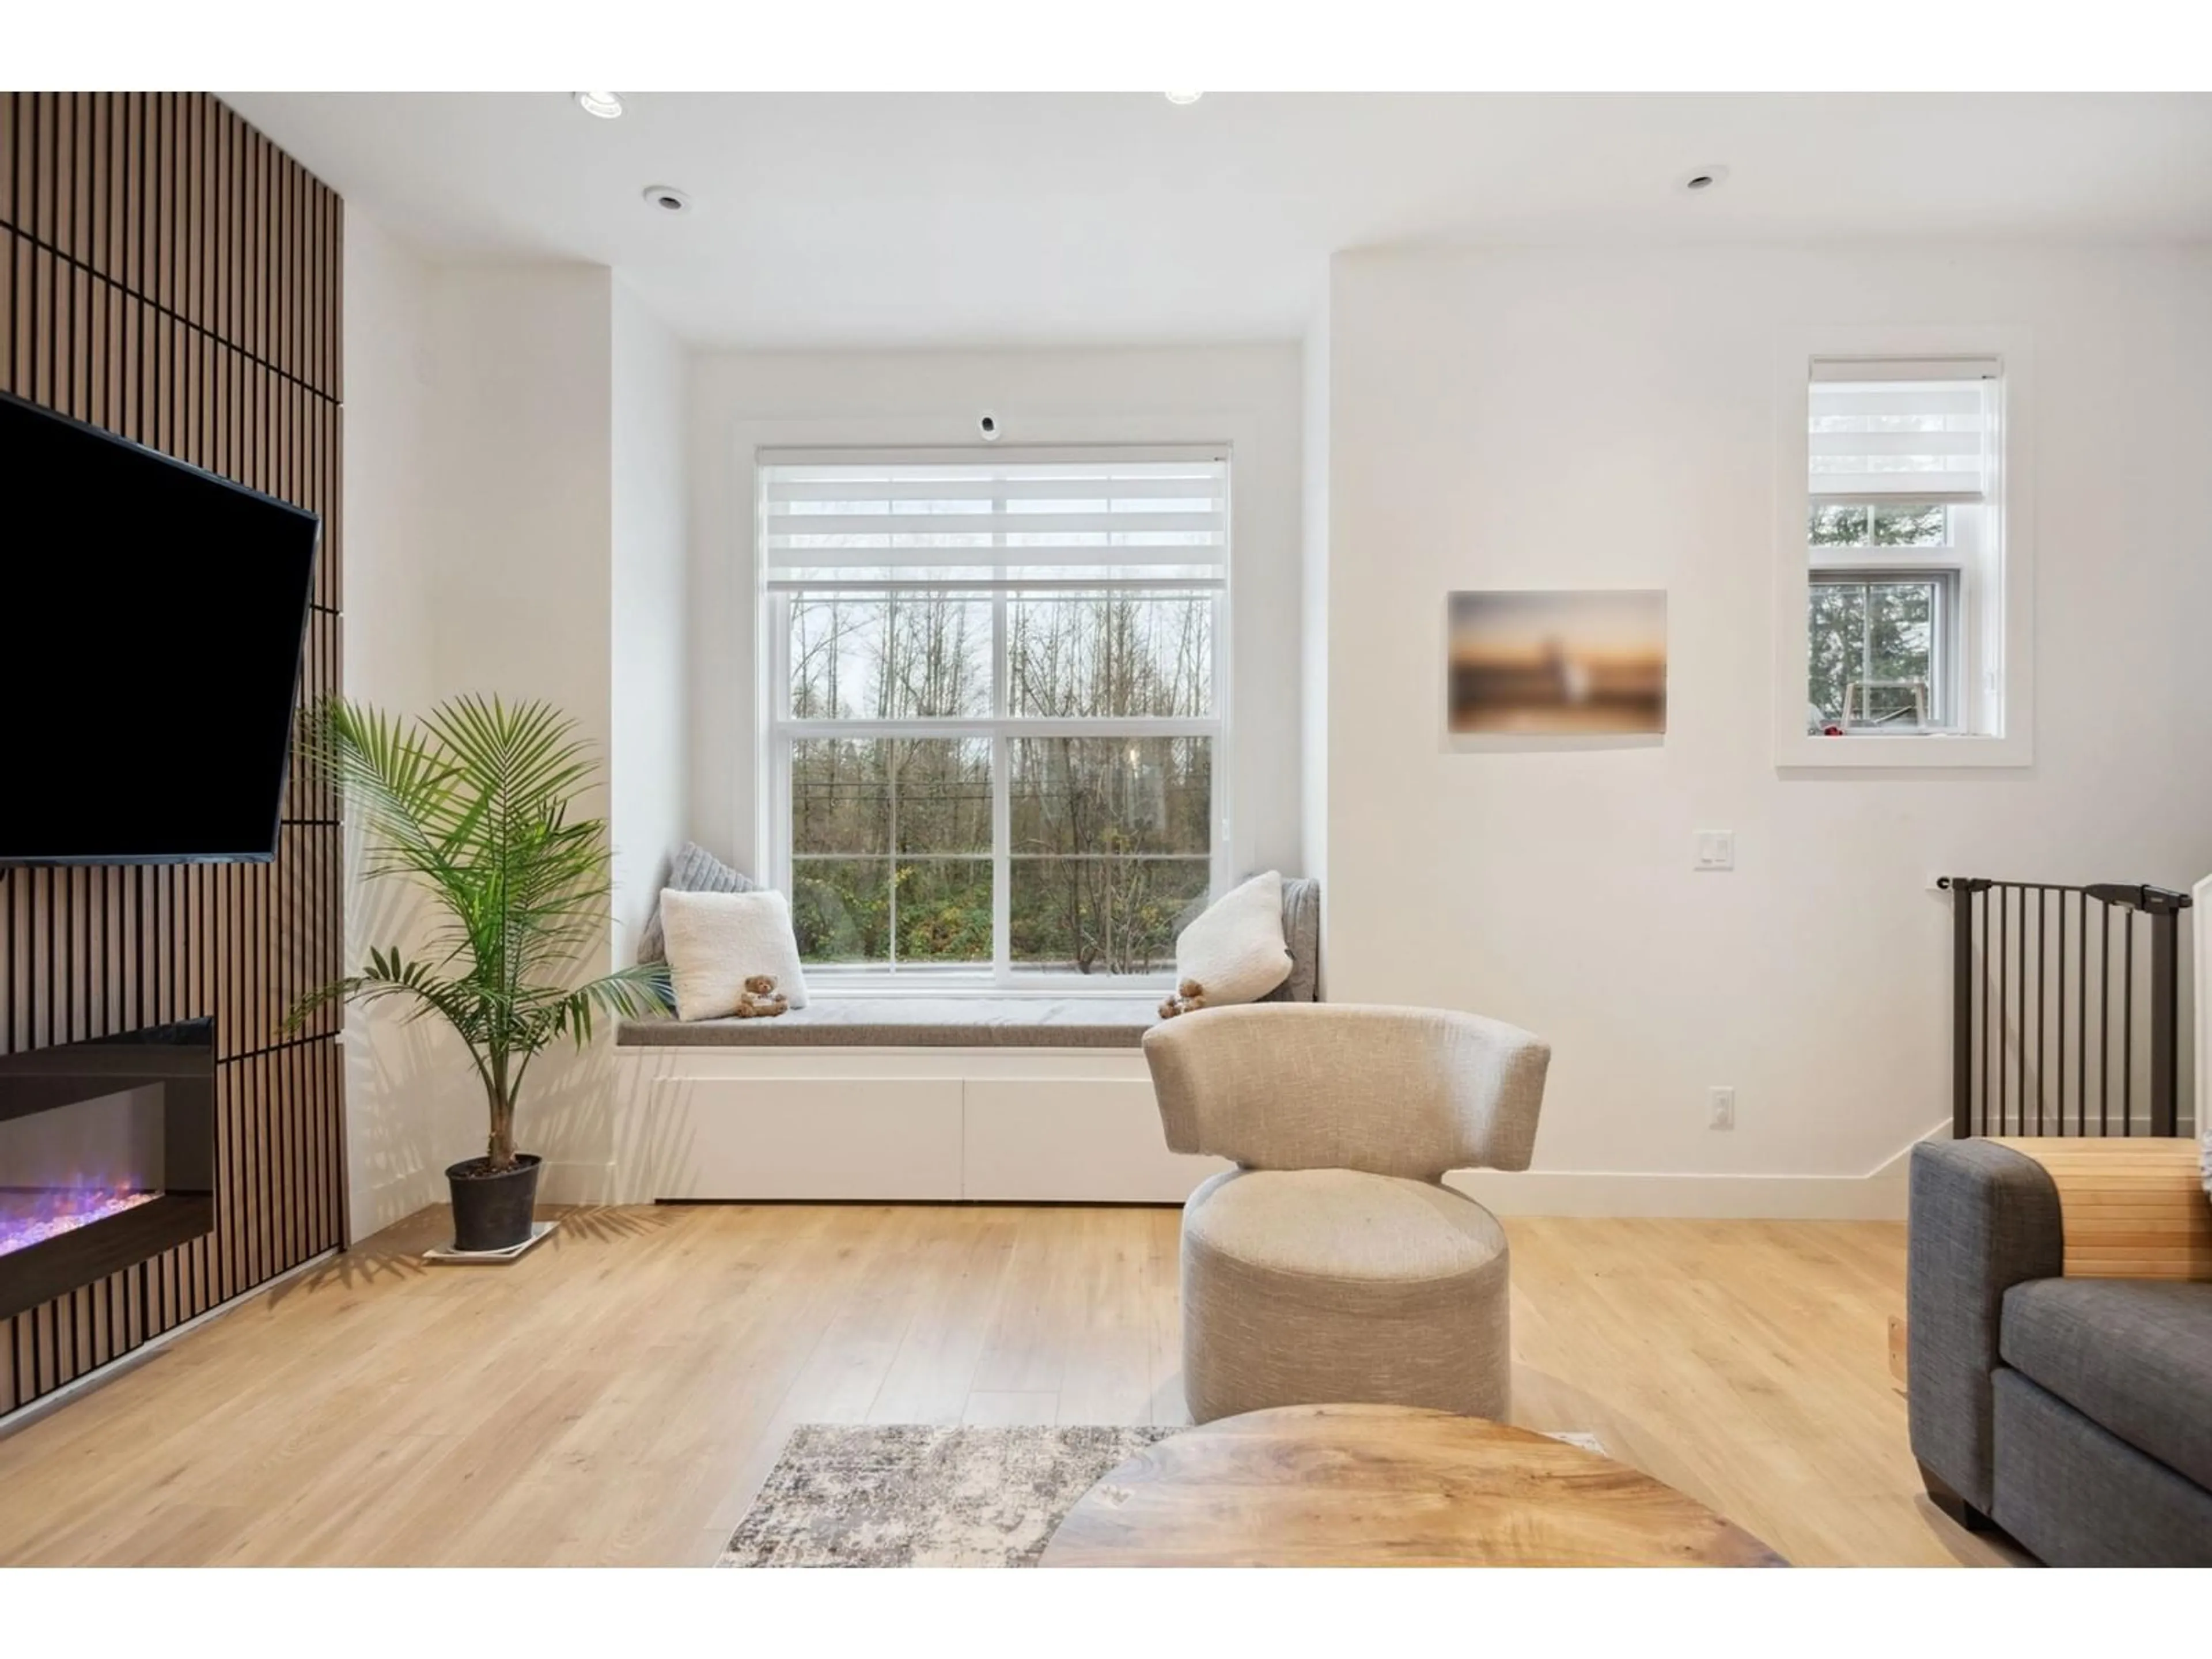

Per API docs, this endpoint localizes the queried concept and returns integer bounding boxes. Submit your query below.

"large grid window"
[760,448,1229,987]
[1804,359,2001,735]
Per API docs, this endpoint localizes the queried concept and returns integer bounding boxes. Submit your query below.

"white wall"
[339,209,455,1235]
[1328,243,2212,1215]
[344,213,2209,1226]
[686,344,1308,882]
[341,221,682,1228]
[610,283,692,956]
[341,320,1302,1222]
[425,266,616,787]
[421,265,626,1203]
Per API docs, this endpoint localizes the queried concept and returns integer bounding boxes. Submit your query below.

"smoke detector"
[642,184,692,215]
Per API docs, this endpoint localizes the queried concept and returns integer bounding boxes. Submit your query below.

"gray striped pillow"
[1260,876,1321,1002]
[638,842,758,963]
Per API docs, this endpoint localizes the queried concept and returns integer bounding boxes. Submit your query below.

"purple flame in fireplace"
[0,1187,163,1257]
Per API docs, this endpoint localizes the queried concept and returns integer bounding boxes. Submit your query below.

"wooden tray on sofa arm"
[1990,1137,2212,1281]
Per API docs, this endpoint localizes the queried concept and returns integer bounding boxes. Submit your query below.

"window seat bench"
[613,996,1161,1051]
[603,873,1313,1205]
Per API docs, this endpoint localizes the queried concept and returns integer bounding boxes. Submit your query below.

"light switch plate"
[1694,831,1735,871]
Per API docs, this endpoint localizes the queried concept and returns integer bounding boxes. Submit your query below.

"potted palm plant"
[290,695,672,1252]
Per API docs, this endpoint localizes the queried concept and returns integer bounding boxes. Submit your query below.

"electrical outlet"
[1708,1086,1736,1131]
[1694,831,1735,872]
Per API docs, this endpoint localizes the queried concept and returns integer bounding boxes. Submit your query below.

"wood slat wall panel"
[0,93,335,397]
[0,91,344,1419]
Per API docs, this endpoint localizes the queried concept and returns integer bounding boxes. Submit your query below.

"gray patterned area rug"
[719,1422,1610,1568]
[720,1423,1177,1568]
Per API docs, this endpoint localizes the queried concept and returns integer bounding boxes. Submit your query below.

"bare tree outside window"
[766,453,1229,982]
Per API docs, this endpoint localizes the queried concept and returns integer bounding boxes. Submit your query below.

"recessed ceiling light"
[1164,90,1205,105]
[575,92,624,119]
[1680,165,1730,193]
[642,184,692,214]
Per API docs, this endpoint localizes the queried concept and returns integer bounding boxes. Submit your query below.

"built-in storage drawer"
[615,1050,1225,1203]
[630,1073,965,1200]
[963,1077,1224,1202]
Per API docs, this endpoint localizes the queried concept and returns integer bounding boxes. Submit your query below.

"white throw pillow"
[1175,870,1291,1006]
[659,888,811,1021]
[637,842,756,964]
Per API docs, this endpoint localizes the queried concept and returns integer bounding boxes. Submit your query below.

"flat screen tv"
[0,391,321,865]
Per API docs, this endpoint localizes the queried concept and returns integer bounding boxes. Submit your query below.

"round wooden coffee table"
[1040,1404,1785,1567]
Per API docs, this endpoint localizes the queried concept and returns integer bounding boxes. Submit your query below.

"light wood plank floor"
[0,1205,2010,1567]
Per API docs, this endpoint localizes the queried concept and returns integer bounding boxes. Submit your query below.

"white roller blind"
[760,446,1229,580]
[1808,358,1999,503]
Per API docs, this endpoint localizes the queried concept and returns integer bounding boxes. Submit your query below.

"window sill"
[805,978,1173,1002]
[1775,730,2031,770]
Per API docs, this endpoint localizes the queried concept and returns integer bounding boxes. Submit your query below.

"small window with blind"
[757,446,1230,987]
[1803,357,2005,740]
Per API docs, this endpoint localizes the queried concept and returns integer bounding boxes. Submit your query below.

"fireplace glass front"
[0,1020,215,1321]
[0,1085,168,1255]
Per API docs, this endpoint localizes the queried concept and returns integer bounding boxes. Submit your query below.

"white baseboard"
[347,1169,442,1244]
[350,1160,620,1233]
[609,1046,1950,1220]
[536,1158,620,1207]
[1450,1120,1948,1221]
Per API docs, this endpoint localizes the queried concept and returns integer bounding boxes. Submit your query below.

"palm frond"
[524,963,675,1048]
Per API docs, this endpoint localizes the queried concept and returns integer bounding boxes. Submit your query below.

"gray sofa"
[1907,1139,2212,1566]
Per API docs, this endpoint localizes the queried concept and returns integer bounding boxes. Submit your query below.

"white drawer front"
[961,1078,1226,1202]
[636,1075,964,1200]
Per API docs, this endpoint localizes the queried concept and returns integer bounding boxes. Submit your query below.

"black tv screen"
[0,392,320,865]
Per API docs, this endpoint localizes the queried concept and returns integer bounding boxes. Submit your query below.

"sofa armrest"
[1988,1137,2212,1281]
[1907,1140,2063,1514]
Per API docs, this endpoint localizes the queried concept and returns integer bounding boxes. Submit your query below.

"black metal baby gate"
[1940,878,2191,1139]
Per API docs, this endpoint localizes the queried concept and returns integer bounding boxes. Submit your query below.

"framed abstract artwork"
[1447,590,1667,737]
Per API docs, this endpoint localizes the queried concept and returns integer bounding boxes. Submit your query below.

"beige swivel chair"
[1143,1003,1550,1424]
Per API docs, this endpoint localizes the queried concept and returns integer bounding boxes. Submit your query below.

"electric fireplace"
[0,1019,215,1322]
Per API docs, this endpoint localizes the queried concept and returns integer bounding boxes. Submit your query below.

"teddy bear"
[733,974,790,1018]
[1156,978,1208,1020]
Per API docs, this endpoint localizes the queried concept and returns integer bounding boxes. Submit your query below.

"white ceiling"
[222,92,2212,350]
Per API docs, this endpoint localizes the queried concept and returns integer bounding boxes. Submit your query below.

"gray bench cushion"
[616,996,1162,1049]
[2001,1277,2212,1492]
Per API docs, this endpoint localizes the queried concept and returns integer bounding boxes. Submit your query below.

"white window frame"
[757,446,1233,994]
[1774,327,2035,769]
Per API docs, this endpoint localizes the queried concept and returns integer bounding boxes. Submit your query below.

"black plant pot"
[446,1153,542,1252]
